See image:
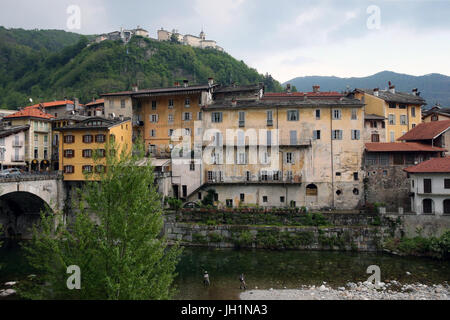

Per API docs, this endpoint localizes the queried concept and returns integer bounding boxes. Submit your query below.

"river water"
[1,243,449,300]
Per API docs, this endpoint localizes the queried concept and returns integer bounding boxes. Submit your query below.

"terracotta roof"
[29,100,74,108]
[85,99,105,107]
[4,106,54,120]
[398,120,450,141]
[404,157,450,173]
[365,142,446,152]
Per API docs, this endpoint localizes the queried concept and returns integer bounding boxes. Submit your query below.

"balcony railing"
[12,141,24,147]
[205,172,302,184]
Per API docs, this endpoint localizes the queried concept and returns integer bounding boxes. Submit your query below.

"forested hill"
[0,28,282,109]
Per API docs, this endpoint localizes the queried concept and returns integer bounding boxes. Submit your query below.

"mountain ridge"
[284,71,450,107]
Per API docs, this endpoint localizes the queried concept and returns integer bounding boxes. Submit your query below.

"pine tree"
[19,141,182,299]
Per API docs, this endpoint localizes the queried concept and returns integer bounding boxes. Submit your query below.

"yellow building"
[190,87,366,210]
[56,117,132,181]
[4,106,54,171]
[353,86,425,142]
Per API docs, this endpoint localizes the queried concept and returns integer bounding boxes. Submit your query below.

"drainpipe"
[330,107,335,209]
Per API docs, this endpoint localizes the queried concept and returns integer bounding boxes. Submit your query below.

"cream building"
[0,125,29,170]
[157,28,224,51]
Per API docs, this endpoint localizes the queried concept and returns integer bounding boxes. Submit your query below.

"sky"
[1,0,450,83]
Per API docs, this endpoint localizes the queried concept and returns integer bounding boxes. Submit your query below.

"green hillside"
[0,29,282,109]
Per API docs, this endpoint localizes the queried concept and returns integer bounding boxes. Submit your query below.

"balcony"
[11,155,25,162]
[12,141,24,148]
[205,171,302,185]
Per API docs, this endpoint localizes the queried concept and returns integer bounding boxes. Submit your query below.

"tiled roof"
[4,106,54,120]
[29,100,74,108]
[85,99,105,107]
[101,84,217,97]
[0,125,30,138]
[56,116,130,131]
[355,88,426,105]
[398,120,450,141]
[404,157,450,173]
[263,91,343,99]
[214,84,263,93]
[365,142,446,152]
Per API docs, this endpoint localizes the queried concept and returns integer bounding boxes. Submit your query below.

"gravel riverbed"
[241,280,450,300]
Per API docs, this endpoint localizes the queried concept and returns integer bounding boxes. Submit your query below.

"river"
[1,242,449,300]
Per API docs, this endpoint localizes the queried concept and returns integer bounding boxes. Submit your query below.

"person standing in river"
[239,273,247,290]
[203,271,210,287]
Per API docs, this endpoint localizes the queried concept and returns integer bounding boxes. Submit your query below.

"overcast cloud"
[1,0,449,82]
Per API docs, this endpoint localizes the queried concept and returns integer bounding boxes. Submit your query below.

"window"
[370,120,378,128]
[64,165,74,174]
[64,150,74,158]
[150,114,158,123]
[431,114,438,121]
[286,152,293,164]
[95,134,106,143]
[267,110,273,126]
[412,123,416,128]
[168,129,174,137]
[399,104,407,109]
[366,153,378,165]
[237,152,247,165]
[332,109,342,120]
[121,99,126,109]
[313,130,321,140]
[315,109,321,120]
[150,129,156,137]
[273,171,280,181]
[411,107,416,118]
[198,192,202,200]
[34,148,38,159]
[185,128,191,136]
[226,199,233,208]
[211,112,223,123]
[240,193,245,202]
[152,101,157,110]
[82,149,92,158]
[445,179,450,189]
[393,153,403,165]
[83,135,93,143]
[287,110,299,121]
[371,134,380,142]
[423,199,433,214]
[353,188,359,195]
[351,130,360,140]
[389,102,396,109]
[82,165,93,173]
[190,161,195,171]
[444,200,450,214]
[95,165,105,173]
[290,130,297,145]
[260,170,268,181]
[168,99,174,109]
[424,179,432,194]
[182,185,187,198]
[267,130,272,145]
[280,196,285,203]
[332,130,343,140]
[214,193,219,201]
[197,112,202,120]
[379,154,390,165]
[43,135,48,145]
[95,149,106,158]
[168,114,174,123]
[353,172,359,181]
[185,98,190,107]
[390,131,395,142]
[351,109,357,120]
[239,111,245,127]
[388,114,396,125]
[336,172,341,177]
[183,112,192,121]
[246,171,251,181]
[400,115,407,125]
[286,171,293,181]
[306,184,318,196]
[263,196,268,203]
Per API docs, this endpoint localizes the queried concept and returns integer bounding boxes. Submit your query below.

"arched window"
[423,199,434,214]
[443,199,450,214]
[306,184,318,196]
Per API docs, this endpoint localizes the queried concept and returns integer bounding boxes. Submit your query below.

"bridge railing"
[0,172,63,182]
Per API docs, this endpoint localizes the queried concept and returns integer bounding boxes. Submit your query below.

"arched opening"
[444,199,450,214]
[306,184,318,196]
[422,198,434,214]
[0,192,52,240]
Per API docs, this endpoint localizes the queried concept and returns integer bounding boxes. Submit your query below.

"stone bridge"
[0,173,66,239]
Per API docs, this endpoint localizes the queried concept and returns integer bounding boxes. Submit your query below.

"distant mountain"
[284,71,450,108]
[0,27,282,109]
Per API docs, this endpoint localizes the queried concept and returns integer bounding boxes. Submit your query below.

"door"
[423,199,433,214]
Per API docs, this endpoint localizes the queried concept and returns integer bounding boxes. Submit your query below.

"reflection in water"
[1,243,449,300]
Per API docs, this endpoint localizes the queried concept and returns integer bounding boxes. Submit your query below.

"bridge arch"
[0,191,54,239]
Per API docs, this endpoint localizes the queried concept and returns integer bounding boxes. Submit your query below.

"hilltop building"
[95,26,150,44]
[157,28,224,51]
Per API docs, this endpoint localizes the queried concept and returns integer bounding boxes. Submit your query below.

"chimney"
[174,81,180,87]
[286,84,291,94]
[74,98,80,110]
[388,82,395,94]
[183,80,189,88]
[132,84,139,92]
[373,88,379,97]
[312,85,320,93]
[208,77,214,87]
[412,88,418,96]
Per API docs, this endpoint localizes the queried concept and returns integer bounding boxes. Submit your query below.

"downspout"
[330,106,335,209]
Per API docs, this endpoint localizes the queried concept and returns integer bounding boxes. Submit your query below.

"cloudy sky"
[1,0,450,82]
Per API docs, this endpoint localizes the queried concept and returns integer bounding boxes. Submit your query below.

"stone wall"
[364,165,411,212]
[386,214,450,238]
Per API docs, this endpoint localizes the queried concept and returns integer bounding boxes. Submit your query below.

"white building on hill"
[157,28,224,51]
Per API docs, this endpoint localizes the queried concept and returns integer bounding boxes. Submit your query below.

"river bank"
[241,280,450,300]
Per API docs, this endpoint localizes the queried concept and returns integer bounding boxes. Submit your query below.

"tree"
[19,141,182,300]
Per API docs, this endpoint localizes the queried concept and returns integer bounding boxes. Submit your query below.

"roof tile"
[404,157,450,173]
